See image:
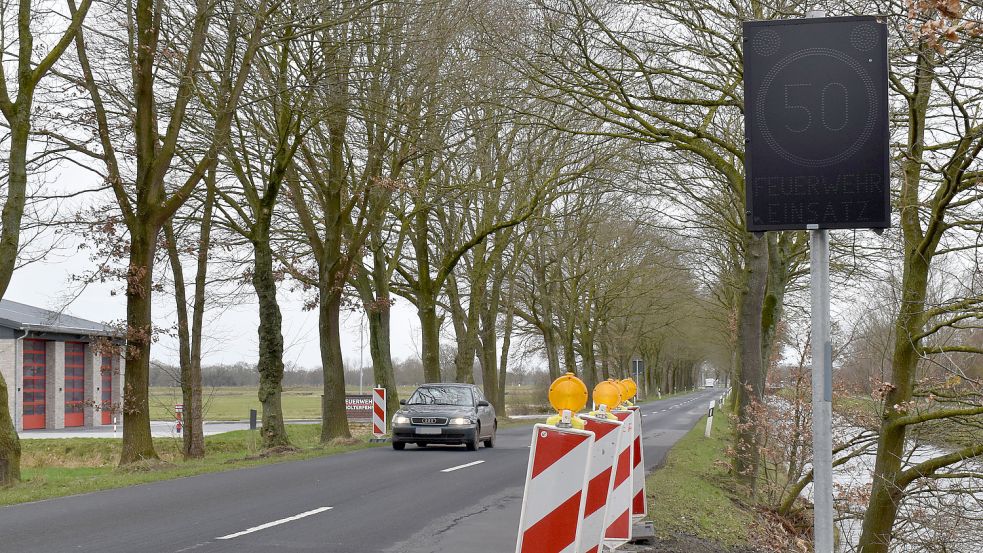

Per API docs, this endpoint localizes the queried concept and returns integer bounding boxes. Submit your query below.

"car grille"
[411,417,448,425]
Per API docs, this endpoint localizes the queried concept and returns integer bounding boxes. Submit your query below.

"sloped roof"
[0,299,114,336]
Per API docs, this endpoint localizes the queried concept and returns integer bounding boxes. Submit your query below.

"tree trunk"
[163,221,203,459]
[0,372,20,486]
[599,339,611,381]
[353,263,400,421]
[497,305,513,414]
[857,46,935,552]
[761,233,789,372]
[477,287,502,413]
[534,259,562,382]
[478,255,505,410]
[184,179,214,459]
[367,301,399,417]
[561,320,577,376]
[0,112,30,484]
[478,321,500,412]
[120,228,159,464]
[0,110,29,296]
[253,229,290,448]
[418,292,442,383]
[579,324,598,392]
[319,289,352,442]
[732,232,768,485]
[542,324,561,381]
[447,275,477,383]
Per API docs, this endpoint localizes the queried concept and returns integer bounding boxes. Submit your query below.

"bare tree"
[854,3,983,549]
[214,0,314,449]
[64,0,269,463]
[0,0,93,485]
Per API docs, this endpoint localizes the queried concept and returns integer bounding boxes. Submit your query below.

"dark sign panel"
[345,394,373,421]
[743,16,889,231]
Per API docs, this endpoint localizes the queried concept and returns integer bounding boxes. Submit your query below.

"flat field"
[150,386,324,421]
[149,385,547,421]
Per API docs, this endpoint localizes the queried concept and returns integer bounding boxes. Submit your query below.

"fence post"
[704,401,714,438]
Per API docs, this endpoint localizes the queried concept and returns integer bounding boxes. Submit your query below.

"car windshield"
[407,386,473,406]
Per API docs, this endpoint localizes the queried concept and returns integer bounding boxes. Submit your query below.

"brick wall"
[84,346,97,427]
[13,338,22,430]
[114,354,124,423]
[46,341,65,430]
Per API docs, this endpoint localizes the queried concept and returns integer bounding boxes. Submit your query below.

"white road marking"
[441,460,485,473]
[216,507,333,540]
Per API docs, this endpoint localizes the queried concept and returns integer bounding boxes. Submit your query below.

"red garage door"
[101,354,113,425]
[23,339,46,430]
[65,342,85,427]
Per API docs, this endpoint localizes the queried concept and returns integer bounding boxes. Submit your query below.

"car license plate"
[416,427,441,435]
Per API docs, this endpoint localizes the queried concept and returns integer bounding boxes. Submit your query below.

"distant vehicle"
[705,379,717,388]
[391,383,497,451]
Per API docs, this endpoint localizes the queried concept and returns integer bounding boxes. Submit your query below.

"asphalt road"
[0,389,722,553]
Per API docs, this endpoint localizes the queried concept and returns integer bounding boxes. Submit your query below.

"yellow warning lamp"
[548,372,588,414]
[610,378,631,409]
[592,381,622,411]
[621,378,638,400]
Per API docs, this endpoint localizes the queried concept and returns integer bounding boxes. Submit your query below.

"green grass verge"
[1,424,381,507]
[647,405,756,547]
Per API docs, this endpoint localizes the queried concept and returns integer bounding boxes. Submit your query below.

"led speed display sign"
[743,16,889,231]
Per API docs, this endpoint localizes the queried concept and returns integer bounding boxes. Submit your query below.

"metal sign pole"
[810,227,834,553]
[799,9,834,549]
[805,10,834,553]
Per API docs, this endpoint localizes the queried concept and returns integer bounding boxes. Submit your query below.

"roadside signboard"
[743,16,889,231]
[175,404,183,434]
[344,394,373,422]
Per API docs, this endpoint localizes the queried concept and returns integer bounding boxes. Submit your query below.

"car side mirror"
[476,400,490,407]
[399,399,407,405]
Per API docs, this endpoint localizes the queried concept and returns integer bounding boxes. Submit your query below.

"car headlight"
[393,415,410,424]
[449,417,474,425]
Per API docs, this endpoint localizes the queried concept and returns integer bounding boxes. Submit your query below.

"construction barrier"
[372,387,387,438]
[627,406,647,521]
[516,423,594,553]
[604,410,635,549]
[579,414,624,553]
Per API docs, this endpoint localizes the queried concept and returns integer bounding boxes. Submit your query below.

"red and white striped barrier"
[516,424,594,553]
[604,410,635,549]
[372,387,386,438]
[579,415,624,553]
[628,406,647,520]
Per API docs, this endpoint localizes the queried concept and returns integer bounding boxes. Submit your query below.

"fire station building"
[0,300,124,431]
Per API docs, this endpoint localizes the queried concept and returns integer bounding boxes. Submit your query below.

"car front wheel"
[392,441,406,450]
[483,422,496,448]
[466,425,480,451]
